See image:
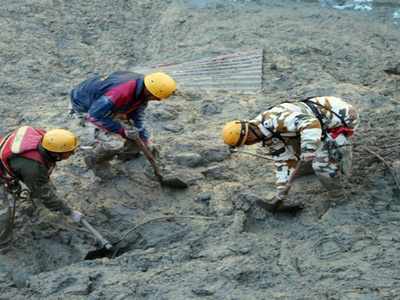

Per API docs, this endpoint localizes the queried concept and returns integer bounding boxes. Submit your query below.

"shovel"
[280,161,303,196]
[127,135,188,189]
[0,183,30,245]
[0,194,16,245]
[229,148,274,161]
[271,161,305,213]
[81,218,118,260]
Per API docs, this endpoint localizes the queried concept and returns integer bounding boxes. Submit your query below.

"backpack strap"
[0,133,14,181]
[302,97,349,129]
[0,134,8,150]
[301,98,327,138]
[260,114,285,146]
[248,123,266,146]
[236,121,248,147]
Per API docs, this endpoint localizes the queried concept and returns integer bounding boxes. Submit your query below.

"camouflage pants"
[275,135,352,192]
[312,137,352,190]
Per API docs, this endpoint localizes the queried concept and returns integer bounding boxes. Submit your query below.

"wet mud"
[0,0,400,299]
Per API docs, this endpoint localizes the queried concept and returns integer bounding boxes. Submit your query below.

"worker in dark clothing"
[69,71,176,179]
[0,126,82,222]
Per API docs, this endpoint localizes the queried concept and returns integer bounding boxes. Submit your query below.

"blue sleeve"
[87,96,124,134]
[127,104,150,142]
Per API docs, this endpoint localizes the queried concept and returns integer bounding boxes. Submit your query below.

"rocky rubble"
[1,0,400,299]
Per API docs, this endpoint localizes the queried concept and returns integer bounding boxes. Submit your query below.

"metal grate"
[134,49,263,94]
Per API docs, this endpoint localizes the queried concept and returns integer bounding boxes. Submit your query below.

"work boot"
[117,140,141,161]
[117,151,141,161]
[84,149,117,181]
[84,156,114,181]
[84,155,97,170]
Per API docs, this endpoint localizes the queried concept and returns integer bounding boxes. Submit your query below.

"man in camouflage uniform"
[222,96,359,210]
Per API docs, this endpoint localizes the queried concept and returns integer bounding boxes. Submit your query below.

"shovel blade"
[84,246,115,260]
[161,175,188,189]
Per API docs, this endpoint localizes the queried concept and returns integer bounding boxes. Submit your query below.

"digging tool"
[229,148,274,161]
[0,194,16,245]
[0,181,30,245]
[127,135,188,189]
[270,161,305,213]
[280,160,303,197]
[80,217,118,260]
[158,172,189,188]
[128,135,162,180]
[230,147,304,211]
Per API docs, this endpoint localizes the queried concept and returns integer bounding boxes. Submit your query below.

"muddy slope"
[1,1,400,299]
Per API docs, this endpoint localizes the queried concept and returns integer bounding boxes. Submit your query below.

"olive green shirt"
[8,156,72,216]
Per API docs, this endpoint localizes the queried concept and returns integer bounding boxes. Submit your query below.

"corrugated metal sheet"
[134,49,263,94]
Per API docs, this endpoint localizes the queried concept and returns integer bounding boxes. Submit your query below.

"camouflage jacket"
[250,96,359,157]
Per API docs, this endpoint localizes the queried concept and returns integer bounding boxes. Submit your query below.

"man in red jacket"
[0,126,82,222]
[69,71,176,179]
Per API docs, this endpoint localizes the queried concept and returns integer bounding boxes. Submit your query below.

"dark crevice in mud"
[85,218,193,260]
[84,246,123,260]
[84,230,141,260]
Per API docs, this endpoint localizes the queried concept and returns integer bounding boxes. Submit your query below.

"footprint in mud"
[313,233,383,262]
[340,290,381,300]
[312,236,348,260]
[350,236,382,261]
[351,237,375,253]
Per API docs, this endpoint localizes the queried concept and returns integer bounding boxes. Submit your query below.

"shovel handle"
[0,194,16,244]
[128,136,162,180]
[81,218,112,249]
[231,149,274,161]
[280,161,303,196]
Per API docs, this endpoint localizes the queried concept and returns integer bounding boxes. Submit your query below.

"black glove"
[6,179,21,194]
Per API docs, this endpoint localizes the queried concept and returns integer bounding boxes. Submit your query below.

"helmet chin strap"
[44,148,64,162]
[49,151,63,161]
[248,123,270,146]
[235,121,249,147]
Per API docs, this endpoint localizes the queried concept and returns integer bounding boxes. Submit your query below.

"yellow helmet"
[42,129,79,153]
[144,72,176,100]
[222,120,249,147]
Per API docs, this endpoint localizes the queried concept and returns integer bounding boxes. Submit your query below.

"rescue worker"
[69,71,176,179]
[0,126,82,222]
[222,96,359,211]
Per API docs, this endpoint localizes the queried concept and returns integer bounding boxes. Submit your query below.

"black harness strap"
[301,98,327,138]
[302,97,349,128]
[260,115,285,146]
[249,121,287,156]
[248,124,267,147]
[0,134,14,182]
[235,121,248,147]
[248,123,262,138]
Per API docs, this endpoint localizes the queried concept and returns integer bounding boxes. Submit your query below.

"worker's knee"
[312,156,339,177]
